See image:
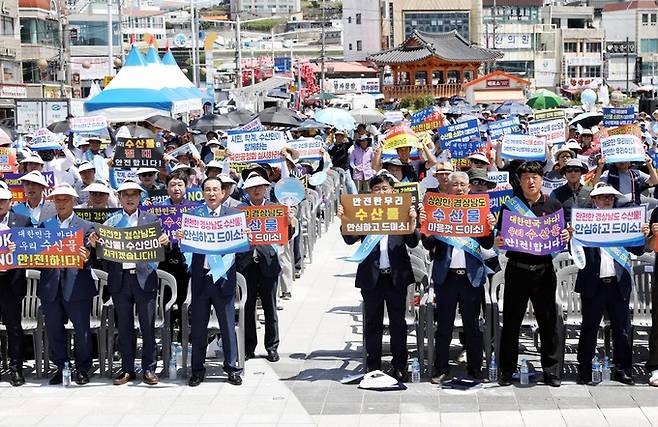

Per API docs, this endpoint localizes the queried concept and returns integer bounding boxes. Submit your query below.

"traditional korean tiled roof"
[368,30,503,64]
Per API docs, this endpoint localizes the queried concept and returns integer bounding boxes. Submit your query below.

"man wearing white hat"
[219,174,241,208]
[137,167,165,193]
[467,152,490,171]
[79,181,115,209]
[37,184,97,386]
[20,155,44,173]
[75,162,97,206]
[13,170,56,225]
[90,180,169,386]
[575,183,649,386]
[0,185,31,386]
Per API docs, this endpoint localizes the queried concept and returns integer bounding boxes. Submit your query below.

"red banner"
[240,205,289,245]
[421,193,491,237]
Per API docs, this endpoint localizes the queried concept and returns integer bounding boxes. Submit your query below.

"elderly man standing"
[550,159,591,222]
[38,184,96,385]
[14,171,56,225]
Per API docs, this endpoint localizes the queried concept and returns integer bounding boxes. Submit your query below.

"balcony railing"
[382,84,464,100]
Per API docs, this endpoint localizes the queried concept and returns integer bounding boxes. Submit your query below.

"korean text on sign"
[601,135,645,164]
[340,193,413,235]
[113,137,164,168]
[603,107,635,127]
[571,207,646,248]
[140,204,200,243]
[0,228,84,270]
[289,138,324,161]
[180,212,250,255]
[421,194,491,237]
[240,205,289,245]
[528,118,566,147]
[500,209,566,256]
[500,134,546,161]
[437,119,483,158]
[0,147,17,173]
[487,117,521,140]
[226,130,286,164]
[410,107,443,133]
[96,223,164,263]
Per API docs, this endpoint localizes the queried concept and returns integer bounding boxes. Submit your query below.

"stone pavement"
[2,221,658,426]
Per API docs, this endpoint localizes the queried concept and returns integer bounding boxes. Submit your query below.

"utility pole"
[271,27,275,75]
[117,0,125,64]
[491,0,497,74]
[320,0,326,93]
[626,36,629,95]
[107,0,113,76]
[57,0,68,94]
[236,15,243,88]
[191,0,198,86]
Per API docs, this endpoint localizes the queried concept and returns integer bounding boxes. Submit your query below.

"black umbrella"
[295,119,329,130]
[0,125,16,141]
[447,102,480,116]
[190,114,237,132]
[568,112,603,129]
[227,109,258,126]
[258,106,303,127]
[144,115,188,135]
[47,120,71,134]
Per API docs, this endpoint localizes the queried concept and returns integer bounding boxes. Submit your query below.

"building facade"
[342,0,382,61]
[229,0,301,16]
[0,0,23,116]
[19,0,63,87]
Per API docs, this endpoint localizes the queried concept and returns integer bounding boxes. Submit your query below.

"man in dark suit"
[236,172,295,363]
[339,172,419,382]
[575,183,648,385]
[90,180,169,386]
[0,184,31,386]
[13,170,56,225]
[187,176,244,387]
[37,184,96,385]
[420,171,496,383]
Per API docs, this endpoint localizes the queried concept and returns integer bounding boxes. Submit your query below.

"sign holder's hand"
[158,233,170,247]
[88,232,99,248]
[7,241,16,253]
[486,213,496,231]
[79,247,90,263]
[337,204,344,220]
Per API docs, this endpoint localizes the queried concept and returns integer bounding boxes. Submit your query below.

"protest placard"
[607,124,642,137]
[140,204,200,243]
[0,228,84,270]
[384,111,404,123]
[289,137,324,161]
[109,169,137,190]
[0,147,17,173]
[572,207,645,247]
[437,119,482,158]
[30,128,62,151]
[600,135,644,164]
[489,188,513,220]
[180,212,250,254]
[96,223,164,263]
[500,134,546,160]
[500,209,566,255]
[382,124,419,150]
[487,116,521,140]
[341,193,413,235]
[394,182,420,205]
[168,142,200,160]
[239,117,265,132]
[4,171,55,202]
[112,137,164,168]
[70,115,107,133]
[185,186,204,204]
[487,171,510,189]
[421,193,491,237]
[143,189,169,206]
[533,109,565,121]
[227,130,286,164]
[74,208,121,224]
[542,178,566,195]
[410,107,443,132]
[240,205,289,245]
[603,106,635,127]
[528,118,566,146]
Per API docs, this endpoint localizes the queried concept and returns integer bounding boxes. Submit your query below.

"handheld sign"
[70,115,107,133]
[528,118,566,147]
[226,130,286,164]
[383,124,419,150]
[140,204,200,243]
[603,107,635,127]
[500,134,545,161]
[600,135,645,164]
[487,117,521,140]
[489,189,514,221]
[0,228,85,270]
[571,207,645,247]
[410,107,443,133]
[74,208,121,224]
[0,147,17,173]
[275,178,305,207]
[394,182,420,205]
[500,209,566,255]
[113,137,164,168]
[533,109,565,121]
[437,119,483,158]
[341,193,413,235]
[421,194,491,237]
[180,212,250,255]
[240,205,289,245]
[96,223,165,263]
[289,137,324,161]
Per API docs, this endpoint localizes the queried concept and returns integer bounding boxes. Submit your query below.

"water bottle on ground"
[175,344,183,367]
[520,359,529,385]
[411,358,421,383]
[591,357,602,384]
[489,353,498,382]
[62,362,71,387]
[169,343,177,380]
[601,356,610,382]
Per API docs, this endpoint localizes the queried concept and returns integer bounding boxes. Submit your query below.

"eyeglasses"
[558,154,572,159]
[140,172,157,177]
[564,168,581,173]
[470,180,487,186]
[471,159,488,165]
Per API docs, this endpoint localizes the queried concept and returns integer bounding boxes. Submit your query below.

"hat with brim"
[468,152,490,165]
[171,164,192,173]
[48,184,78,199]
[20,155,44,165]
[581,129,593,136]
[375,169,399,183]
[565,139,582,152]
[383,158,403,168]
[0,187,12,200]
[240,164,269,182]
[335,129,347,136]
[206,139,221,147]
[117,180,146,193]
[78,162,95,173]
[590,183,622,198]
[560,158,588,175]
[219,174,236,185]
[554,147,575,161]
[243,172,270,190]
[87,137,102,144]
[467,168,496,189]
[83,182,112,194]
[206,160,223,170]
[136,167,160,175]
[19,171,48,187]
[433,161,454,174]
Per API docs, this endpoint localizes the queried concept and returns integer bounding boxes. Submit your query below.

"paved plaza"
[1,221,658,426]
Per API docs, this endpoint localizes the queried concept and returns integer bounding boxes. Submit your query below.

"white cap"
[19,171,48,187]
[206,139,221,146]
[0,186,12,200]
[116,180,145,193]
[206,160,223,170]
[48,183,79,199]
[219,174,236,185]
[78,161,95,173]
[136,167,159,175]
[467,152,490,165]
[590,183,622,198]
[171,164,192,173]
[83,182,112,194]
[20,155,44,165]
[243,172,270,189]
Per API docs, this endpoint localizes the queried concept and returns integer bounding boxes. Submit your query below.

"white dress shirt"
[599,248,616,279]
[449,247,467,269]
[379,235,390,269]
[0,214,9,230]
[26,198,45,223]
[122,210,139,270]
[204,207,222,270]
[57,212,75,229]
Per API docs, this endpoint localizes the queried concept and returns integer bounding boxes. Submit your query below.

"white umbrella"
[350,108,385,125]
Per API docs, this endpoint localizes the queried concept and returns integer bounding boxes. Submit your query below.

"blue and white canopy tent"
[161,50,212,107]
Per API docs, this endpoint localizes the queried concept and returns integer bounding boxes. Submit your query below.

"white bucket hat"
[243,172,270,189]
[136,167,160,175]
[117,180,145,193]
[0,186,12,200]
[48,183,79,199]
[19,171,48,187]
[20,155,44,165]
[590,183,622,198]
[78,161,96,173]
[83,182,112,194]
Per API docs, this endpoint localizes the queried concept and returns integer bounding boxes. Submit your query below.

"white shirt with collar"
[0,213,9,230]
[204,206,223,270]
[599,248,616,278]
[26,197,45,222]
[379,235,390,270]
[57,212,75,229]
[122,210,139,270]
[449,247,467,269]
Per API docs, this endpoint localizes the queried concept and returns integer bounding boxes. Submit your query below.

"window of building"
[348,43,352,50]
[642,13,649,24]
[69,21,120,46]
[564,42,578,53]
[583,66,601,78]
[652,14,657,25]
[1,61,20,84]
[19,18,61,47]
[356,40,362,51]
[641,39,658,53]
[404,12,469,39]
[347,16,351,24]
[0,16,14,36]
[568,66,578,78]
[585,42,601,53]
[356,13,361,24]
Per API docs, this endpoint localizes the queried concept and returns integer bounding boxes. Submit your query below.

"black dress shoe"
[385,367,409,383]
[245,352,256,361]
[614,371,635,385]
[498,373,513,386]
[227,372,242,385]
[75,371,89,385]
[49,371,63,385]
[543,373,561,387]
[266,350,280,362]
[188,375,204,387]
[9,371,25,387]
[577,375,590,385]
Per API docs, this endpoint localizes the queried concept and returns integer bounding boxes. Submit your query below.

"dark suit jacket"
[105,210,160,294]
[575,245,644,301]
[421,233,493,288]
[38,214,98,302]
[343,231,419,291]
[2,213,32,298]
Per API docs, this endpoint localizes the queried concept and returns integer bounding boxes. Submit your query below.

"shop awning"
[473,89,525,104]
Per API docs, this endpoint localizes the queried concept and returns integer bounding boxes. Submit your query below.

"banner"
[240,205,289,245]
[239,117,265,132]
[143,189,168,206]
[394,182,420,205]
[109,169,137,190]
[410,107,443,132]
[600,135,644,164]
[227,131,286,164]
[289,137,323,161]
[185,186,204,204]
[487,116,521,140]
[140,204,200,243]
[607,124,642,138]
[534,109,565,121]
[500,209,566,255]
[489,188,513,221]
[30,128,62,151]
[96,223,165,263]
[487,172,510,189]
[528,118,566,147]
[0,147,17,173]
[340,193,413,235]
[168,142,200,160]
[73,208,121,224]
[421,193,491,237]
[542,178,566,194]
[70,115,107,133]
[437,119,482,158]
[571,207,645,247]
[180,212,250,255]
[500,134,545,161]
[0,228,84,270]
[113,137,164,168]
[4,171,55,202]
[603,107,635,127]
[382,124,419,150]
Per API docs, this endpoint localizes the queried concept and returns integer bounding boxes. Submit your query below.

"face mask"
[40,151,54,162]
